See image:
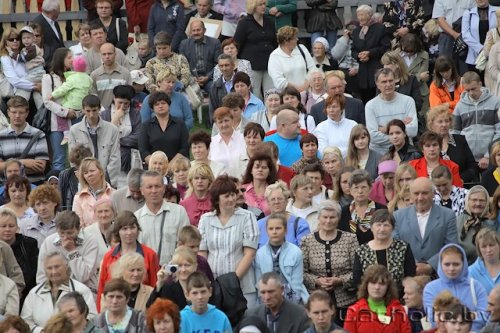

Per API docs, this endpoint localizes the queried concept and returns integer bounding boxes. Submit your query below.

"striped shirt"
[90,64,131,109]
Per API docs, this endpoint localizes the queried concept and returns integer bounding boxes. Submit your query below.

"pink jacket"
[72,183,115,228]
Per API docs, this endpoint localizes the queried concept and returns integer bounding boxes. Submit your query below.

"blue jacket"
[469,257,500,295]
[257,215,310,248]
[180,304,232,333]
[254,241,309,303]
[462,6,498,65]
[423,244,488,331]
[243,93,265,119]
[147,0,185,52]
[140,91,193,129]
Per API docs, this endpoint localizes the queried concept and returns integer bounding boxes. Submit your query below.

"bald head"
[100,43,116,66]
[410,177,434,213]
[488,285,500,322]
[276,109,301,139]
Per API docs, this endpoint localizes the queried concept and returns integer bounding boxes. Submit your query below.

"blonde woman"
[321,146,344,190]
[394,163,417,195]
[72,157,115,228]
[148,151,170,184]
[169,156,191,200]
[345,124,382,181]
[179,163,214,227]
[387,185,412,213]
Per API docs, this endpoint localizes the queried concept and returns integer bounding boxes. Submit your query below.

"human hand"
[133,25,141,34]
[47,94,53,100]
[67,110,77,119]
[420,71,430,82]
[275,11,283,17]
[395,27,409,37]
[348,67,358,76]
[478,157,490,169]
[62,237,76,252]
[269,7,278,15]
[403,117,413,125]
[416,262,433,275]
[378,125,387,134]
[33,83,42,92]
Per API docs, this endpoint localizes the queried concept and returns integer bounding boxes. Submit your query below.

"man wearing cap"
[369,160,397,206]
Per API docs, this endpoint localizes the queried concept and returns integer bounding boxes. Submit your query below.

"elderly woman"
[0,208,38,303]
[301,201,358,323]
[268,26,315,91]
[386,119,422,165]
[58,145,92,210]
[456,185,499,264]
[97,211,159,312]
[21,252,97,333]
[140,69,193,129]
[198,175,260,306]
[146,298,180,333]
[469,228,500,294]
[72,157,115,228]
[369,160,397,206]
[106,252,154,312]
[292,134,321,174]
[310,38,337,73]
[402,276,431,333]
[351,5,390,104]
[250,89,281,132]
[90,0,128,53]
[286,174,319,231]
[353,209,416,292]
[322,146,344,191]
[255,212,309,304]
[1,175,35,223]
[345,264,411,333]
[257,181,310,248]
[83,198,115,264]
[93,278,146,332]
[233,0,277,99]
[242,153,278,216]
[179,163,214,227]
[69,23,92,56]
[431,166,468,216]
[409,131,463,186]
[427,104,478,183]
[482,141,500,195]
[301,70,326,113]
[213,38,253,87]
[57,292,102,333]
[148,151,170,185]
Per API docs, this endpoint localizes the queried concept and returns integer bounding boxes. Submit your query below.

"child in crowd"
[130,69,149,110]
[180,272,232,333]
[19,25,45,108]
[177,225,214,281]
[49,55,93,145]
[137,38,154,68]
[170,156,190,200]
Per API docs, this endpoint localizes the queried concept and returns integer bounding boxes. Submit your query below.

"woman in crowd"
[386,119,422,164]
[409,131,463,187]
[213,38,253,87]
[301,201,358,324]
[304,290,344,332]
[93,278,146,332]
[148,151,170,185]
[322,146,344,191]
[21,184,60,247]
[270,87,316,133]
[139,91,189,163]
[83,198,115,264]
[146,298,180,333]
[431,166,468,216]
[42,48,79,170]
[0,208,38,304]
[21,252,97,333]
[456,185,498,264]
[140,69,193,129]
[443,302,474,333]
[266,0,296,30]
[423,244,488,332]
[147,247,198,310]
[394,163,417,195]
[427,104,478,183]
[1,175,35,223]
[69,23,92,56]
[91,0,128,53]
[351,5,390,104]
[353,209,416,291]
[387,185,412,213]
[403,276,431,333]
[369,160,397,206]
[189,130,227,177]
[232,72,265,119]
[301,70,326,113]
[0,316,30,333]
[43,313,73,333]
[331,20,360,97]
[310,38,337,73]
[429,56,464,114]
[179,163,214,227]
[57,292,102,333]
[481,141,500,195]
[255,212,309,304]
[72,157,115,228]
[250,88,281,133]
[345,264,411,333]
[233,0,276,99]
[339,169,386,245]
[381,50,423,112]
[333,166,354,208]
[257,181,310,248]
[286,174,319,231]
[292,134,321,175]
[242,153,278,216]
[490,186,500,224]
[314,94,357,156]
[469,228,500,294]
[346,124,382,181]
[58,145,92,211]
[268,26,315,91]
[108,252,153,312]
[170,156,191,200]
[198,175,260,306]
[97,211,159,312]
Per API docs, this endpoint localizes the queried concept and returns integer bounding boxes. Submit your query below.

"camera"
[163,264,178,273]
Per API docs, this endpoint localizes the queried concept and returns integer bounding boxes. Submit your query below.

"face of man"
[83,105,101,126]
[7,106,28,129]
[279,110,301,139]
[141,175,166,207]
[258,279,284,313]
[463,80,482,101]
[5,163,21,178]
[100,43,116,66]
[326,76,345,97]
[410,178,434,213]
[90,28,107,46]
[196,0,211,16]
[218,59,235,79]
[128,186,143,201]
[488,289,500,322]
[376,72,396,98]
[190,21,205,40]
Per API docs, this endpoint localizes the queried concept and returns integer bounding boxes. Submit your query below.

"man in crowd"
[33,0,65,66]
[482,285,500,332]
[184,0,223,30]
[111,168,146,213]
[85,23,127,73]
[209,54,236,125]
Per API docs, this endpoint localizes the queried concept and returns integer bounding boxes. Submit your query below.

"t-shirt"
[264,133,302,167]
[180,304,232,333]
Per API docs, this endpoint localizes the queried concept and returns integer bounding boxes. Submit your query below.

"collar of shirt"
[37,218,56,229]
[85,118,100,134]
[194,36,206,44]
[42,12,55,25]
[416,209,431,218]
[7,123,29,135]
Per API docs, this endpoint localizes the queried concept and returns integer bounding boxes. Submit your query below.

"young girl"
[49,55,93,144]
[346,124,382,181]
[429,56,463,114]
[19,25,45,108]
[170,156,190,200]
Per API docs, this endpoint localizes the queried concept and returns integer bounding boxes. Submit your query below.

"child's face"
[186,286,212,313]
[22,33,34,47]
[179,240,200,253]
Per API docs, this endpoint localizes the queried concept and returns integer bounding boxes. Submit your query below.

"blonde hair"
[0,28,19,57]
[148,151,169,176]
[169,156,190,173]
[276,26,298,45]
[186,162,214,197]
[246,0,265,14]
[78,157,106,189]
[381,50,410,85]
[427,104,451,130]
[264,180,291,201]
[394,163,417,194]
[171,247,197,266]
[111,252,145,279]
[157,69,176,83]
[387,184,411,213]
[490,141,500,166]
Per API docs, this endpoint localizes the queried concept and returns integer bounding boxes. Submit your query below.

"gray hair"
[356,4,374,16]
[465,185,490,218]
[307,68,325,81]
[110,252,145,279]
[0,208,17,224]
[140,170,162,187]
[264,181,290,201]
[317,200,341,218]
[42,0,60,11]
[153,31,172,46]
[44,251,71,277]
[259,272,283,287]
[57,292,89,317]
[127,168,145,189]
[55,211,80,230]
[375,67,394,82]
[217,53,235,64]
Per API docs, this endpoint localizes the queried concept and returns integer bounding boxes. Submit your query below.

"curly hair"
[4,175,31,202]
[357,264,399,305]
[28,184,62,210]
[146,298,180,333]
[0,315,30,333]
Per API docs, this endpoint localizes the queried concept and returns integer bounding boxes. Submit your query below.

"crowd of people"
[2,0,500,332]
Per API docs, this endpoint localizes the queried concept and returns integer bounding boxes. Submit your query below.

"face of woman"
[59,299,86,328]
[223,43,238,58]
[371,220,393,242]
[431,115,451,137]
[367,279,389,301]
[322,155,341,176]
[266,94,281,114]
[104,290,128,314]
[122,263,145,287]
[381,173,395,190]
[433,177,452,196]
[153,313,175,333]
[64,51,73,70]
[218,192,237,211]
[302,142,318,160]
[354,133,369,151]
[340,172,352,195]
[444,315,472,333]
[192,175,210,193]
[357,10,371,26]
[255,0,267,14]
[267,190,287,213]
[402,281,422,308]
[388,125,406,148]
[5,34,20,52]
[216,116,233,136]
[174,258,196,282]
[149,157,168,176]
[441,251,464,280]
[422,141,441,161]
[251,160,270,182]
[266,218,286,246]
[282,94,300,108]
[234,82,250,98]
[350,181,371,203]
[495,151,500,167]
[294,184,314,204]
[312,42,325,58]
[326,101,342,121]
[119,224,139,245]
[398,171,414,189]
[83,162,103,188]
[479,240,500,263]
[79,29,91,45]
[173,168,188,185]
[158,79,176,95]
[476,0,489,8]
[318,209,339,233]
[34,199,57,220]
[153,100,170,117]
[191,142,209,161]
[307,300,335,331]
[469,191,487,216]
[8,184,27,206]
[440,69,452,81]
[0,216,17,244]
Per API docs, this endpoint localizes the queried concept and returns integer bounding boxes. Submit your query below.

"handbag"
[475,50,487,71]
[183,77,203,110]
[32,75,54,132]
[453,34,469,61]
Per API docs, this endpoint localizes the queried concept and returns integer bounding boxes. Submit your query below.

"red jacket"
[125,0,155,33]
[409,158,463,187]
[96,242,159,311]
[344,298,412,333]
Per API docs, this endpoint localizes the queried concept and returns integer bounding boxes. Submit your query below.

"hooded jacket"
[180,304,232,333]
[452,87,500,160]
[423,244,488,332]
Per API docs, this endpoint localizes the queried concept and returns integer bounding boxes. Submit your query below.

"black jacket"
[387,141,422,163]
[146,281,187,309]
[138,116,189,161]
[91,17,129,54]
[310,95,365,125]
[481,167,498,196]
[210,272,248,327]
[446,134,479,184]
[209,76,230,122]
[58,167,79,210]
[339,202,387,245]
[305,0,343,33]
[11,233,38,302]
[233,15,277,71]
[33,14,65,67]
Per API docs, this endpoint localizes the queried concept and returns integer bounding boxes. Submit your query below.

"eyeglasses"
[7,37,19,42]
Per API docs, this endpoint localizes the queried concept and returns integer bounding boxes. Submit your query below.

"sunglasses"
[7,37,19,42]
